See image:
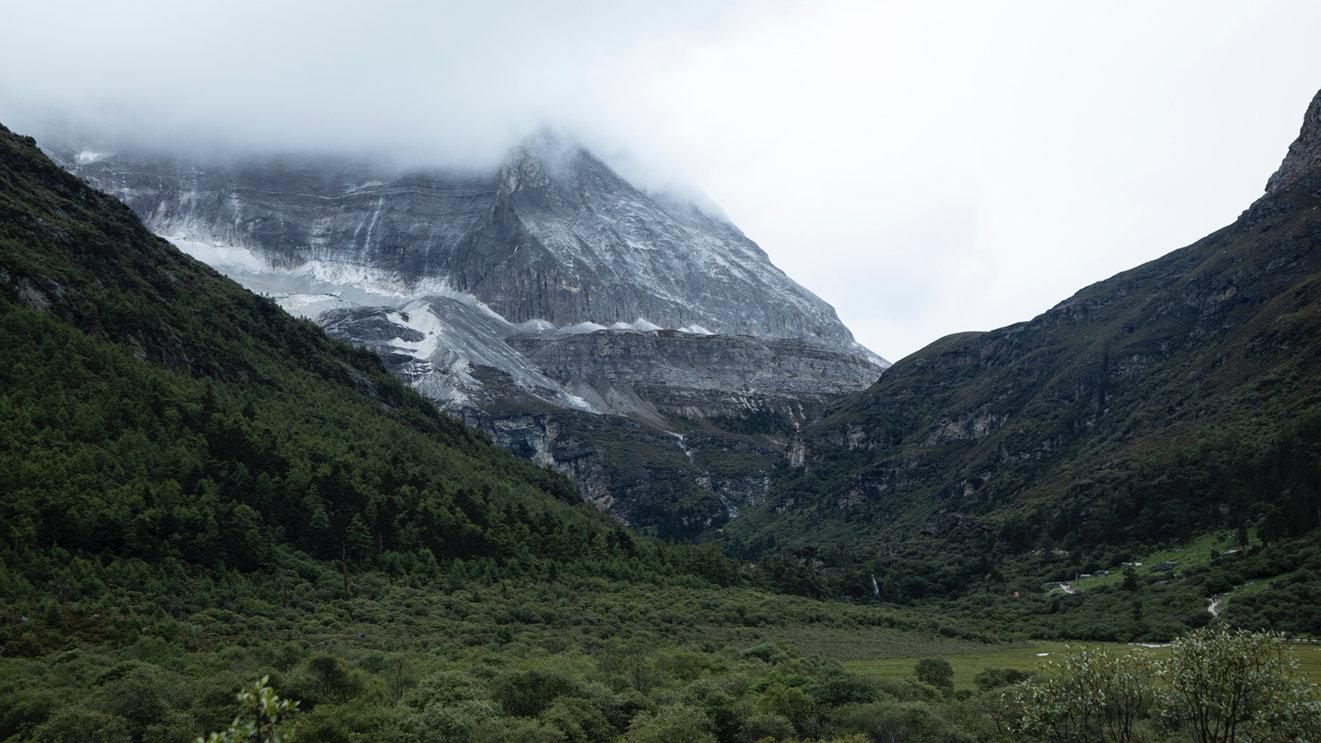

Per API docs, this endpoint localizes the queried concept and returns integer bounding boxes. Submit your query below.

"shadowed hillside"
[728,92,1321,621]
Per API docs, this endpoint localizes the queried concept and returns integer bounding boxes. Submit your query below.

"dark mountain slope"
[729,91,1321,563]
[0,121,638,576]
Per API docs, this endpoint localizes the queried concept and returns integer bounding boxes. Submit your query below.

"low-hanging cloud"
[0,0,755,169]
[4,1,1321,360]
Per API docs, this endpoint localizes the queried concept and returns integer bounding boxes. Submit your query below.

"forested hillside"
[729,92,1321,573]
[0,120,660,587]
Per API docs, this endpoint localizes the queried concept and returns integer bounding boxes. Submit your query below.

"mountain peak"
[518,125,583,155]
[1265,88,1321,194]
[496,126,620,206]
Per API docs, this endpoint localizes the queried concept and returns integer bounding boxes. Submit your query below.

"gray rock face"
[51,132,883,362]
[1266,89,1321,194]
[507,329,882,425]
[309,295,882,426]
[306,297,881,537]
[318,296,587,412]
[49,131,889,538]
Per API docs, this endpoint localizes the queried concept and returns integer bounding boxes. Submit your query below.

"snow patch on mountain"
[558,321,609,335]
[611,318,663,332]
[168,235,272,275]
[515,318,557,333]
[386,304,445,360]
[52,134,885,362]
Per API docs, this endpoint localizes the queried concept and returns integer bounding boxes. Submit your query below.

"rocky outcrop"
[454,406,782,538]
[311,296,878,538]
[506,329,882,425]
[318,296,586,411]
[1266,88,1321,194]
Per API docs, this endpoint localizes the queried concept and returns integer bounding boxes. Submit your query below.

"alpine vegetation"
[3,4,1321,742]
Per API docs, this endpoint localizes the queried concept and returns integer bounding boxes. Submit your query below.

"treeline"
[734,409,1321,613]
[1004,409,1321,551]
[0,304,638,575]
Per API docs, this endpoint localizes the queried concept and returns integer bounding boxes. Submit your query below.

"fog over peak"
[4,1,1321,359]
[1,1,730,169]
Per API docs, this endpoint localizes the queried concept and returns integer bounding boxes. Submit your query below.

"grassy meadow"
[843,640,1321,690]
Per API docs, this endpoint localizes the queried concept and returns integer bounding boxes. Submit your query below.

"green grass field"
[843,641,1321,690]
[1068,530,1250,592]
[1225,570,1300,600]
[751,625,996,662]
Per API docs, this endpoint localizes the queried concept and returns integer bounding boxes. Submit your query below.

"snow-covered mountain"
[53,131,882,363]
[49,132,888,537]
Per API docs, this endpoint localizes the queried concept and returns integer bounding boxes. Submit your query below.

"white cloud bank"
[3,0,1321,358]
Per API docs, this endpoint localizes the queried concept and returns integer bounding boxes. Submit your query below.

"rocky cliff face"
[48,131,886,538]
[51,131,881,360]
[1266,89,1321,194]
[460,408,781,537]
[309,299,881,537]
[507,329,882,425]
[317,296,586,412]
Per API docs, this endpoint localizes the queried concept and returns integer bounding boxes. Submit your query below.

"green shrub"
[402,670,482,708]
[809,674,882,706]
[195,675,299,743]
[1157,626,1321,743]
[971,667,1033,693]
[996,648,1151,743]
[32,708,132,743]
[92,666,172,733]
[828,701,973,743]
[541,696,619,742]
[292,655,366,707]
[757,684,816,732]
[623,704,717,743]
[403,699,500,741]
[912,658,954,697]
[473,716,569,743]
[741,643,792,664]
[491,668,579,717]
[738,712,795,742]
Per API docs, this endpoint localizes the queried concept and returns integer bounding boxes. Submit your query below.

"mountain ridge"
[727,89,1321,566]
[50,129,885,361]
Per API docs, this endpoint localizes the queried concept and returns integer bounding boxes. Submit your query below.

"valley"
[1,59,1320,743]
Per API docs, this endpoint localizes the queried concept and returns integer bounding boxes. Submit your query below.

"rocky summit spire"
[1266,88,1321,194]
[493,127,617,210]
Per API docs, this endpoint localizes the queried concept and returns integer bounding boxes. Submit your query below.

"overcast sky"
[3,1,1320,360]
